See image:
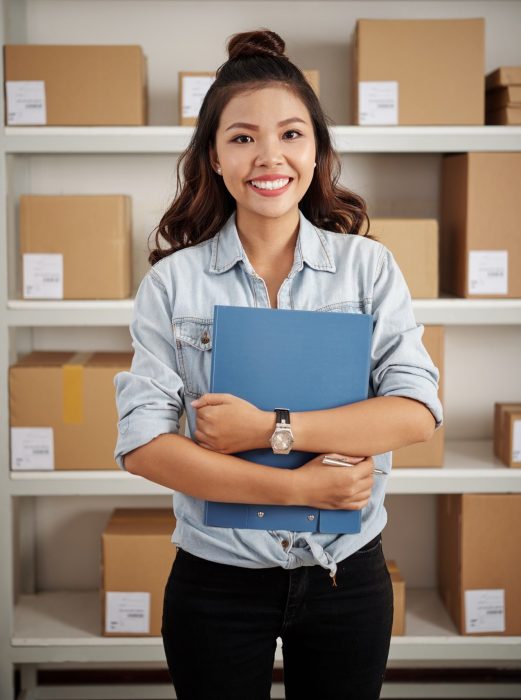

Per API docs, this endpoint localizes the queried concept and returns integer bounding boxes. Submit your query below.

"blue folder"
[204,305,373,534]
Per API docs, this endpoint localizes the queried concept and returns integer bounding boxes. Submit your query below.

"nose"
[254,136,284,168]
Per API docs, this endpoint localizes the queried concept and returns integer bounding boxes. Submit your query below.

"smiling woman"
[114,26,443,700]
[147,29,374,267]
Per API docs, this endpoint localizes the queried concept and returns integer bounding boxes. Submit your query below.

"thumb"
[191,393,228,408]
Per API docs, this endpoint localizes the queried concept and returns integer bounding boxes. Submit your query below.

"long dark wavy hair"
[148,29,372,266]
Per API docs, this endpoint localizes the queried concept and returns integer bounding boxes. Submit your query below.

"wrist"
[281,466,301,506]
[258,409,276,449]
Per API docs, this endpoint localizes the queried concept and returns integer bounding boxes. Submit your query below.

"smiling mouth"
[248,177,293,191]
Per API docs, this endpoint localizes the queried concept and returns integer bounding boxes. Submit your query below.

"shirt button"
[281,539,289,549]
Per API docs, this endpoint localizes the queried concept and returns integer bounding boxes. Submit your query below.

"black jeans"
[161,533,393,700]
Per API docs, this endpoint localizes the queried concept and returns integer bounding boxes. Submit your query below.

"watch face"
[273,432,293,449]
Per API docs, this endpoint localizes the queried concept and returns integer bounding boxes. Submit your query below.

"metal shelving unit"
[1,1,521,699]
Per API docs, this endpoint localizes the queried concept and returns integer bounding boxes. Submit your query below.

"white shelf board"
[386,440,521,495]
[6,299,135,326]
[9,441,521,496]
[7,297,521,327]
[11,589,521,664]
[10,469,171,496]
[4,125,521,154]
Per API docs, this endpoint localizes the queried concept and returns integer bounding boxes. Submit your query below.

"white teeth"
[250,178,290,190]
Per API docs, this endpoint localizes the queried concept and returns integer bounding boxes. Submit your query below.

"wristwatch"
[270,408,295,454]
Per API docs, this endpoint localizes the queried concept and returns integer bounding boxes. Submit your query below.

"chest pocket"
[314,300,369,314]
[173,318,213,398]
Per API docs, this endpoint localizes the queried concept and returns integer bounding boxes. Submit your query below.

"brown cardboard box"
[485,66,521,90]
[371,219,438,298]
[20,195,132,299]
[386,559,406,635]
[5,45,147,126]
[179,69,320,126]
[101,508,177,636]
[9,351,132,470]
[500,411,521,467]
[493,402,521,459]
[352,19,484,125]
[440,153,521,298]
[393,326,445,468]
[486,85,521,111]
[303,69,320,97]
[438,494,521,635]
[486,107,521,125]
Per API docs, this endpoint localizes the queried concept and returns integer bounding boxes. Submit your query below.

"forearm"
[257,396,436,456]
[124,432,295,505]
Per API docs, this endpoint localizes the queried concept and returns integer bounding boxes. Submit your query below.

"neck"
[235,207,300,270]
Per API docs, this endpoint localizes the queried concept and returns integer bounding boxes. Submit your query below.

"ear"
[208,145,220,173]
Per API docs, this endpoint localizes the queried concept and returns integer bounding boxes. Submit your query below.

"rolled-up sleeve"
[370,245,443,430]
[114,267,184,470]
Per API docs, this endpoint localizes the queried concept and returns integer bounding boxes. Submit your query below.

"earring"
[216,166,222,174]
[314,162,317,168]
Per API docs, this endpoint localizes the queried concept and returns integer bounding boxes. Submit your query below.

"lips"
[247,178,293,197]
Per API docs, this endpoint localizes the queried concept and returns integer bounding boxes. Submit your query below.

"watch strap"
[274,408,290,425]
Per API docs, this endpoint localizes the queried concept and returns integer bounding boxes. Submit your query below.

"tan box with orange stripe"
[9,351,133,470]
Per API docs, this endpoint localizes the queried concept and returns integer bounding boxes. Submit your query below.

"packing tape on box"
[62,352,92,424]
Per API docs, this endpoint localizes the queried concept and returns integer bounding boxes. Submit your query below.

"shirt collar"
[209,208,336,275]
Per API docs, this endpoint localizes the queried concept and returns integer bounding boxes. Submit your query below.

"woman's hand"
[290,453,375,510]
[191,393,270,454]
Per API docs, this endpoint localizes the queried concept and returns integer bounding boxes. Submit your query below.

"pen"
[322,455,385,475]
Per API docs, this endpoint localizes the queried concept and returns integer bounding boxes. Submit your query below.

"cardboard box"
[9,351,132,470]
[303,69,320,97]
[440,153,521,298]
[500,411,521,467]
[179,71,216,126]
[20,195,132,300]
[352,18,485,125]
[494,403,521,468]
[493,402,521,460]
[485,66,521,90]
[179,69,320,125]
[438,494,521,635]
[486,107,521,125]
[371,219,438,298]
[101,508,177,636]
[4,45,147,126]
[486,85,521,111]
[392,326,445,468]
[386,559,406,635]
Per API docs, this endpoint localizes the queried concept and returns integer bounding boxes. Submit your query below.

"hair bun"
[227,29,287,61]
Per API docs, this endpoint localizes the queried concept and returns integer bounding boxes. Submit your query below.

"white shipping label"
[23,253,64,299]
[468,250,508,295]
[182,76,215,118]
[465,589,505,634]
[106,592,150,633]
[359,81,398,125]
[6,81,47,125]
[513,419,521,463]
[11,427,54,470]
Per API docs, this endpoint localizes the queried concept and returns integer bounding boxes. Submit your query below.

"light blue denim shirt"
[114,208,443,581]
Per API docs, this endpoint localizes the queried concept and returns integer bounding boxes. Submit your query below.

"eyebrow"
[225,117,307,132]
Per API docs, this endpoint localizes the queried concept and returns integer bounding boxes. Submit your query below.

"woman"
[114,29,443,700]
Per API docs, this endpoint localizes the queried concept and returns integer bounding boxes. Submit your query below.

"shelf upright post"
[2,1,31,697]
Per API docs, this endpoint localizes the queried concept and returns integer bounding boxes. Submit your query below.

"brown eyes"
[232,130,302,144]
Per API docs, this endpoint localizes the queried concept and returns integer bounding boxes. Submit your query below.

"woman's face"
[211,85,316,221]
